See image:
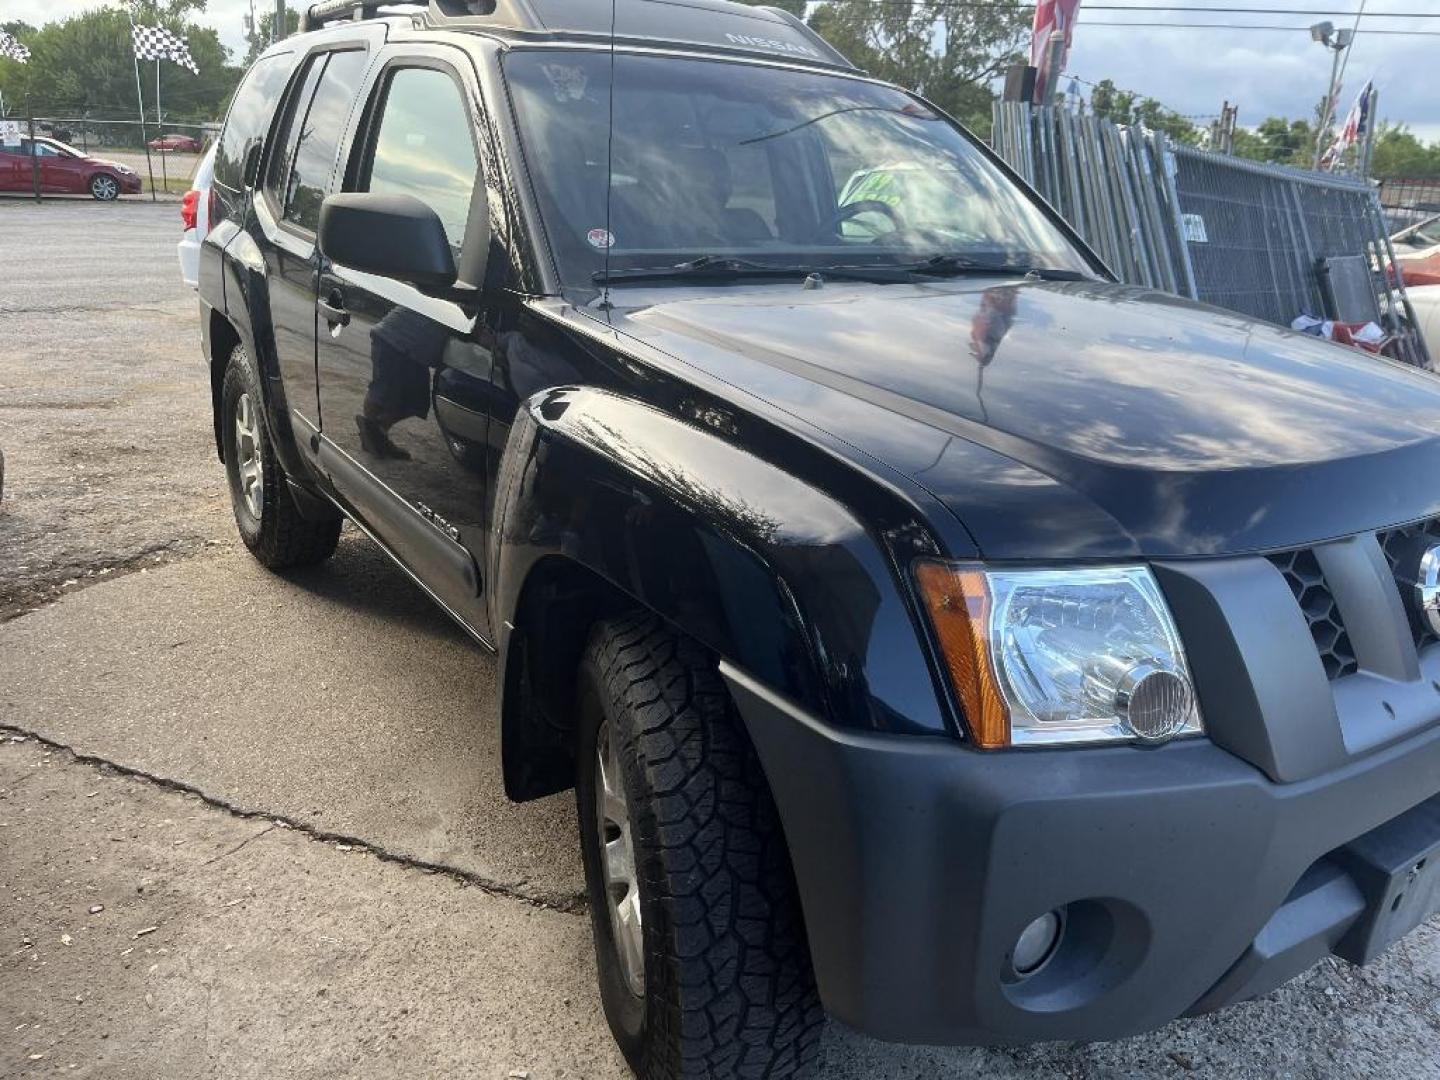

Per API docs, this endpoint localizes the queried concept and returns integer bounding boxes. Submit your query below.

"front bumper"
[118,173,143,194]
[723,664,1440,1045]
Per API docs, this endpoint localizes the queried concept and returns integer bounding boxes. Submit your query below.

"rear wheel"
[220,343,340,569]
[89,174,119,201]
[576,614,824,1080]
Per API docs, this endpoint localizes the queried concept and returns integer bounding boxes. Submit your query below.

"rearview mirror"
[318,193,458,291]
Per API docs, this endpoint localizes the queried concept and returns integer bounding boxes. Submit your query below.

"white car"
[177,143,217,289]
[1409,284,1440,366]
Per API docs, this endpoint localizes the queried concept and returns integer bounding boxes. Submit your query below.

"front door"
[315,54,494,634]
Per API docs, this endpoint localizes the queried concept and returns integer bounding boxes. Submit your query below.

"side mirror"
[318,193,458,291]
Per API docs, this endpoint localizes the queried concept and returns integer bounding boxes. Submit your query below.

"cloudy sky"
[6,1,1437,140]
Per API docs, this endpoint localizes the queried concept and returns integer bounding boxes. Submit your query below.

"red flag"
[1032,0,1083,103]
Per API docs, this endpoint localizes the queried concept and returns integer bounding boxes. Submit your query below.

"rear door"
[314,47,494,631]
[252,45,372,439]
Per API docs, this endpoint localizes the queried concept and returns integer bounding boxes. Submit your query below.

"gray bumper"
[723,664,1440,1045]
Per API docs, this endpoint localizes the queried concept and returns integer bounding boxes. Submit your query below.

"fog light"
[1012,910,1063,975]
[1114,662,1194,743]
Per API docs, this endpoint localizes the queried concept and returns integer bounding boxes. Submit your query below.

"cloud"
[1062,19,1436,139]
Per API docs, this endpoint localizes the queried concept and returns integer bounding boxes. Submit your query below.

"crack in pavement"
[0,538,217,624]
[200,822,277,867]
[0,724,589,916]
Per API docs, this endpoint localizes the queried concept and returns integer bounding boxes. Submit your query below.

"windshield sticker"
[540,63,588,102]
[587,228,616,250]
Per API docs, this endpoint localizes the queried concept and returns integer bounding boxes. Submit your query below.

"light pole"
[1310,20,1353,171]
[275,0,288,41]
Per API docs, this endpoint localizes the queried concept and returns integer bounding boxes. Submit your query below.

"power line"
[1075,21,1440,33]
[828,2,1440,13]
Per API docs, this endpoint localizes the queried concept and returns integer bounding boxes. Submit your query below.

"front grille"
[1269,549,1358,679]
[1377,519,1440,652]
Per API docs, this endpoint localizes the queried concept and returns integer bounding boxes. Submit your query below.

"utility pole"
[275,0,288,42]
[1309,21,1353,171]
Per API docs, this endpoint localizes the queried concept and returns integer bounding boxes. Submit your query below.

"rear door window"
[214,52,294,192]
[278,49,370,233]
[265,55,325,207]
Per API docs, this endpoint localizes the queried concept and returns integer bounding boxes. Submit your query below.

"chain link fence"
[1379,179,1440,232]
[992,101,1430,369]
[2,107,216,198]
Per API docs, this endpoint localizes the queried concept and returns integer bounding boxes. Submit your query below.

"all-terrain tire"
[220,343,340,569]
[576,613,825,1080]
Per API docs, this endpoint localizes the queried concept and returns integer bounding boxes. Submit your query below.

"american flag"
[1031,0,1083,103]
[131,22,200,75]
[1323,81,1374,171]
[0,29,30,64]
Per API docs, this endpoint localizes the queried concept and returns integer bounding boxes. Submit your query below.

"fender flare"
[490,385,949,759]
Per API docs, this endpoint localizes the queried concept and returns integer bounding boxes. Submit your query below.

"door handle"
[318,290,350,328]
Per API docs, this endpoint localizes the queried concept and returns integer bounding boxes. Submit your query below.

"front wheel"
[576,614,824,1080]
[89,174,120,201]
[220,343,340,569]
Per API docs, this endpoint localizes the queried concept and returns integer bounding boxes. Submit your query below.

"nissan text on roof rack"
[196,1,1440,1075]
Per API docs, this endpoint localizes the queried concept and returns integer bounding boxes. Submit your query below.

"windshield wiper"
[593,256,810,284]
[905,254,1091,281]
[592,255,917,285]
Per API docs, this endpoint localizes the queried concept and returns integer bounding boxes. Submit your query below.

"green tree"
[1089,78,1135,125]
[806,0,1030,137]
[243,8,300,67]
[0,5,239,133]
[1086,79,1196,145]
[1232,116,1313,166]
[1370,123,1440,179]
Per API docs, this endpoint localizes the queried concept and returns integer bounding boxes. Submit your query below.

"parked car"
[1390,212,1440,288]
[0,137,142,200]
[178,143,218,289]
[1408,284,1440,362]
[148,133,201,153]
[200,2,1440,1075]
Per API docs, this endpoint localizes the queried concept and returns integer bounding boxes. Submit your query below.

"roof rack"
[298,1,425,32]
[298,0,855,70]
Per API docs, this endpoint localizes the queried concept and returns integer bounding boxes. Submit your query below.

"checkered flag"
[131,23,200,75]
[0,29,31,63]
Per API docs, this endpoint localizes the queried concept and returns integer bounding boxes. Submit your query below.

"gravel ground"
[1,199,1438,1079]
[0,198,231,620]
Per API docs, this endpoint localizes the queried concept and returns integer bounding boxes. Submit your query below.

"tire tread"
[586,613,825,1080]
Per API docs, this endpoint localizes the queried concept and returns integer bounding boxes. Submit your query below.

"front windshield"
[504,50,1095,290]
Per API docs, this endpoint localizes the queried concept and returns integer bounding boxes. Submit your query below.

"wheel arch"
[493,384,951,801]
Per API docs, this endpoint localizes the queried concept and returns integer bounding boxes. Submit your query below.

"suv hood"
[620,279,1440,558]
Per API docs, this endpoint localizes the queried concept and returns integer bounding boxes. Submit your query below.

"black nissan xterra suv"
[198,0,1440,1075]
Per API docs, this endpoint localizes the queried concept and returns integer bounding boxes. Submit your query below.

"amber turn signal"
[914,561,1011,748]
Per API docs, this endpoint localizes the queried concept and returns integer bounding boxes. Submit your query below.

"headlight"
[915,562,1203,748]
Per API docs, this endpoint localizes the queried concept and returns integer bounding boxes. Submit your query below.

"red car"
[148,133,201,153]
[0,137,142,200]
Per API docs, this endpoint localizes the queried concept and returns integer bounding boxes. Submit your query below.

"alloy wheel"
[92,176,119,201]
[595,720,644,997]
[234,391,264,519]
